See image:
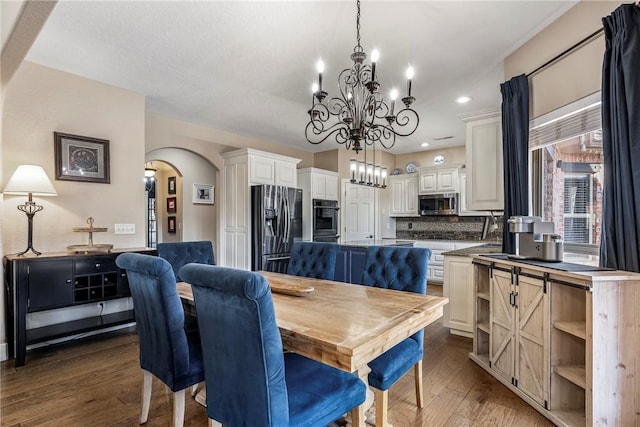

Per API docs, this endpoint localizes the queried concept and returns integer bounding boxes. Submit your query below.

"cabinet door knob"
[67,279,72,284]
[95,263,101,269]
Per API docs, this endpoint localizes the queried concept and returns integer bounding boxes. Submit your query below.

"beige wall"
[395,146,466,170]
[146,113,314,171]
[505,1,619,118]
[2,62,146,254]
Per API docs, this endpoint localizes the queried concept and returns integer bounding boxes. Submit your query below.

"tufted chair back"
[361,245,431,345]
[157,241,215,282]
[287,241,339,280]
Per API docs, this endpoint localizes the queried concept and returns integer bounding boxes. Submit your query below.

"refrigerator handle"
[284,189,290,245]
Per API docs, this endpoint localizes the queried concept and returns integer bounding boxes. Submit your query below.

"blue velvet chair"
[157,240,215,281]
[287,241,339,280]
[360,245,431,427]
[115,253,205,427]
[179,264,367,427]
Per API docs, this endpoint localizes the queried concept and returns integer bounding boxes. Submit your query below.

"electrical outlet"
[408,222,413,229]
[115,224,135,234]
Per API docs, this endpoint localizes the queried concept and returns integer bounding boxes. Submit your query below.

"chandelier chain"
[356,0,361,51]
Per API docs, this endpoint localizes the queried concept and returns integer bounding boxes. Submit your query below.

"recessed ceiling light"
[456,96,472,104]
[421,142,430,147]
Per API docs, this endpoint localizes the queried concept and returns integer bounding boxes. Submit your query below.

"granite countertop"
[339,239,415,247]
[442,243,503,257]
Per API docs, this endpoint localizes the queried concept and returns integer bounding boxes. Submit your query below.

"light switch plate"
[114,223,135,234]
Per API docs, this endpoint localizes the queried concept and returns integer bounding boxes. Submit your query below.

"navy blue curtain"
[600,4,640,271]
[500,75,530,255]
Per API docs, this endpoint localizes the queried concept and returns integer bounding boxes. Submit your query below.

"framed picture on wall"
[193,183,214,204]
[167,216,176,233]
[168,176,176,194]
[167,197,177,213]
[54,132,110,183]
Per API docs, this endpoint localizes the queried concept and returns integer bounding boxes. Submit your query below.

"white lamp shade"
[3,165,58,196]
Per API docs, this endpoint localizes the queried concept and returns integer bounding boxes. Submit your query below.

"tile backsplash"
[395,215,504,242]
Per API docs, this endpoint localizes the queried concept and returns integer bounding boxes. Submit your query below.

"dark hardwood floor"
[0,284,553,427]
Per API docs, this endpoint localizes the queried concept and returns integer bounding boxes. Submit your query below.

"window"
[530,93,603,253]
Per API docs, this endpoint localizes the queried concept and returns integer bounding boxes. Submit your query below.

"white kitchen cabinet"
[415,240,479,284]
[297,167,339,241]
[461,110,503,211]
[458,172,491,216]
[389,175,418,217]
[417,167,459,194]
[443,255,474,337]
[221,148,300,268]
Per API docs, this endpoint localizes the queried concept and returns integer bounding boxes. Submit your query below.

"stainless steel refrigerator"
[251,185,303,272]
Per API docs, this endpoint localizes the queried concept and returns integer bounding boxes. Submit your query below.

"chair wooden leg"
[191,382,200,397]
[414,359,424,408]
[173,388,186,427]
[374,387,388,427]
[140,370,152,424]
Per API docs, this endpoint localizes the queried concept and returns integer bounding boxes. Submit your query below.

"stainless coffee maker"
[507,216,564,262]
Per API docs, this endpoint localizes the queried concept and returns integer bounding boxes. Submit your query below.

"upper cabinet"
[461,110,503,211]
[298,167,339,201]
[389,175,418,217]
[249,152,298,187]
[417,166,460,194]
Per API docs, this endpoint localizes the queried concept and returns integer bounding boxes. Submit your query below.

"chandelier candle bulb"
[374,165,381,186]
[317,60,325,92]
[406,66,414,97]
[311,83,318,107]
[381,168,388,187]
[390,89,398,115]
[366,163,374,185]
[358,161,366,183]
[371,49,379,81]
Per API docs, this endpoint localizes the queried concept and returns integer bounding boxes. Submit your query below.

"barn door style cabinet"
[4,248,155,367]
[470,256,640,427]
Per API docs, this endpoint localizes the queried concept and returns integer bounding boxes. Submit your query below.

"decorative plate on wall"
[405,162,417,174]
[433,154,445,165]
[391,168,402,175]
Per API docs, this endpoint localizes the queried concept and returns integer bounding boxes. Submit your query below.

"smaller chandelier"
[350,159,387,188]
[305,0,419,154]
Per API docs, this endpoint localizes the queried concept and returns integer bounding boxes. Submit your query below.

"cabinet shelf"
[553,321,586,340]
[477,291,490,301]
[477,322,490,334]
[550,410,586,427]
[26,310,135,345]
[553,365,586,389]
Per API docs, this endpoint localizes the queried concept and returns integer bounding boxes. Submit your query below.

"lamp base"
[16,245,41,257]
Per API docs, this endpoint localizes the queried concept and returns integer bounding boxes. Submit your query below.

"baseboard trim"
[0,342,8,362]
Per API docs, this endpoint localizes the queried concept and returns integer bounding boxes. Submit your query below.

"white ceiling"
[24,1,577,155]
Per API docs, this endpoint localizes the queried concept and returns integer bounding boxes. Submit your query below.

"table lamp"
[3,165,58,256]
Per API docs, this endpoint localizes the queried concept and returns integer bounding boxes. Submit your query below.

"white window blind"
[530,103,601,150]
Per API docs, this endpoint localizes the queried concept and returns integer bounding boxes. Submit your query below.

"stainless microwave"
[419,193,458,216]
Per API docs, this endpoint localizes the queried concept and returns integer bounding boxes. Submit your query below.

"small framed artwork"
[167,216,176,233]
[167,197,177,213]
[168,176,176,195]
[193,183,214,204]
[54,132,110,183]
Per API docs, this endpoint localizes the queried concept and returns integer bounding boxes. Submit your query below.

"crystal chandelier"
[305,0,419,154]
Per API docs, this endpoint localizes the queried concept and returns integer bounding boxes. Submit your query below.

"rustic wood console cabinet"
[4,248,154,367]
[470,255,640,426]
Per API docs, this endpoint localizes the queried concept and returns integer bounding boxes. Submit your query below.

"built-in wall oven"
[313,199,339,242]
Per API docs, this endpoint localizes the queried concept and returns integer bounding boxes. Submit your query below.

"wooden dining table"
[177,271,448,427]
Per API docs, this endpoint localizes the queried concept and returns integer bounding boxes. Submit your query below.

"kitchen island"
[335,239,414,284]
